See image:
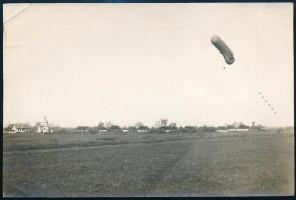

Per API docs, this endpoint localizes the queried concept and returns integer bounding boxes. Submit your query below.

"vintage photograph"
[3,3,294,197]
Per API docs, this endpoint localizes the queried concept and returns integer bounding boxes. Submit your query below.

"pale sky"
[3,3,294,127]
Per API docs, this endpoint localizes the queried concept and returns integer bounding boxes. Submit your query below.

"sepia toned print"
[3,3,294,197]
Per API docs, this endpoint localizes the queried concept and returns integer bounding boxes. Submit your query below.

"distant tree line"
[3,120,273,134]
[70,120,268,134]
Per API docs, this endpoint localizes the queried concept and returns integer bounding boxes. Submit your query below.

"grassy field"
[3,131,294,197]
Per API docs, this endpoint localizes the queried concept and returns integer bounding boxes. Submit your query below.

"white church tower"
[37,116,53,133]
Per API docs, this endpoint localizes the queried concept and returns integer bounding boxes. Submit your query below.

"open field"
[3,131,294,197]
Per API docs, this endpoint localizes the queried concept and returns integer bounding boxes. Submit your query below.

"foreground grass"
[3,132,294,197]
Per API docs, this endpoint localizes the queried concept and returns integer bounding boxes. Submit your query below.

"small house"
[122,127,131,133]
[108,125,121,133]
[216,126,228,133]
[157,126,170,133]
[237,124,250,132]
[236,129,249,132]
[137,126,149,133]
[9,123,30,134]
[76,126,89,133]
[122,126,137,133]
[96,126,108,133]
[183,126,197,133]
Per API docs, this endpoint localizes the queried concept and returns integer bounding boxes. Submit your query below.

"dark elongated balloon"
[211,35,235,65]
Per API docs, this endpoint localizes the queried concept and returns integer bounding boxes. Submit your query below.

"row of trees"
[72,120,264,134]
[96,119,176,129]
[95,120,256,130]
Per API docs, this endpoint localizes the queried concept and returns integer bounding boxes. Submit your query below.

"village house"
[96,126,108,133]
[8,123,31,134]
[155,118,168,128]
[183,126,197,133]
[137,126,149,133]
[252,124,267,131]
[159,126,178,133]
[227,125,237,132]
[108,125,121,133]
[126,126,137,133]
[237,124,250,131]
[226,124,250,132]
[75,126,90,133]
[164,128,172,133]
[122,127,131,133]
[234,128,249,132]
[36,117,54,133]
[216,126,228,133]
